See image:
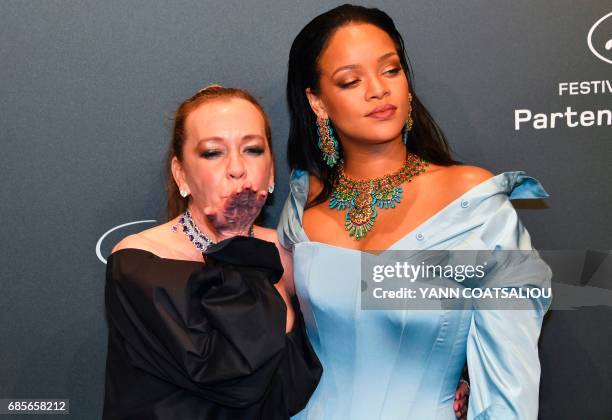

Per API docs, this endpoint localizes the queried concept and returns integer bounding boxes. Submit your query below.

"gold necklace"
[329,153,428,240]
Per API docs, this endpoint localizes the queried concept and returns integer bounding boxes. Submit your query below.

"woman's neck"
[186,204,222,243]
[340,136,406,179]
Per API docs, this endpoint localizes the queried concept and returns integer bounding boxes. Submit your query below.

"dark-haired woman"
[278,5,551,419]
[103,85,321,419]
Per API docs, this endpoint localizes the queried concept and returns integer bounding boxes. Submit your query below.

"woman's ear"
[171,156,189,195]
[305,87,328,120]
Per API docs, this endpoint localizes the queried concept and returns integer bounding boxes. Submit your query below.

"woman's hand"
[204,183,267,241]
[453,380,469,419]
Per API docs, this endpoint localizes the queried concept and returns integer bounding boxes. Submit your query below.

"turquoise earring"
[402,114,414,145]
[316,117,339,167]
[403,92,414,145]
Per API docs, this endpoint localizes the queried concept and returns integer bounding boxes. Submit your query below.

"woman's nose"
[227,154,246,179]
[366,76,389,100]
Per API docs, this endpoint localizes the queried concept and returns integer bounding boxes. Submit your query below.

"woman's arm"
[466,176,552,419]
[276,242,296,297]
[255,226,296,334]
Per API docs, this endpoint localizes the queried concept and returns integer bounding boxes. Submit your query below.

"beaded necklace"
[329,153,428,241]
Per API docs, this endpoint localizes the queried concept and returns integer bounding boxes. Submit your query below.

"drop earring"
[403,92,414,145]
[316,117,339,167]
[268,183,275,194]
[179,189,189,198]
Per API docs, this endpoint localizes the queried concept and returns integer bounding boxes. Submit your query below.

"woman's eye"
[245,146,264,155]
[385,67,401,76]
[339,80,359,89]
[201,150,222,159]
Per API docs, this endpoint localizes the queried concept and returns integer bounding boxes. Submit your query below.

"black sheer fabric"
[103,236,322,419]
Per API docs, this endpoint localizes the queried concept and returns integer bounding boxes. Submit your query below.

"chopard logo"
[95,220,157,264]
[588,12,612,65]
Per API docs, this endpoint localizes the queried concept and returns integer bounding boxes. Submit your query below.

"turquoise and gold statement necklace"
[329,153,428,241]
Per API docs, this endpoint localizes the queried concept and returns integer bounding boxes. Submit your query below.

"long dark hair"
[287,4,459,208]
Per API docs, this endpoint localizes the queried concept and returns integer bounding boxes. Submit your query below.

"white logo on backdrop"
[95,220,157,264]
[513,13,612,130]
[588,12,612,65]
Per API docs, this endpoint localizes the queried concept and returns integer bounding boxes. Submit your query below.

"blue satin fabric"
[278,170,552,420]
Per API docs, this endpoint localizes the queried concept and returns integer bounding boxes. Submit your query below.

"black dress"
[103,236,322,419]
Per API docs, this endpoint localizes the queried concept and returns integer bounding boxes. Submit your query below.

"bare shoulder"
[253,226,292,259]
[112,221,175,254]
[440,165,494,190]
[254,225,281,247]
[254,225,295,294]
[112,234,149,253]
[421,164,494,199]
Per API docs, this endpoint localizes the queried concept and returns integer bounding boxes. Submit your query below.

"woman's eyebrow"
[197,137,223,143]
[331,51,398,77]
[377,51,398,62]
[195,135,265,146]
[242,134,266,142]
[332,63,359,77]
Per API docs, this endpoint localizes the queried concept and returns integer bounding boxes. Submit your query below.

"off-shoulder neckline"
[291,172,497,250]
[108,247,301,337]
[108,247,206,265]
[287,170,546,252]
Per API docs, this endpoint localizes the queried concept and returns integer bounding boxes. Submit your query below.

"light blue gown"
[278,170,552,420]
